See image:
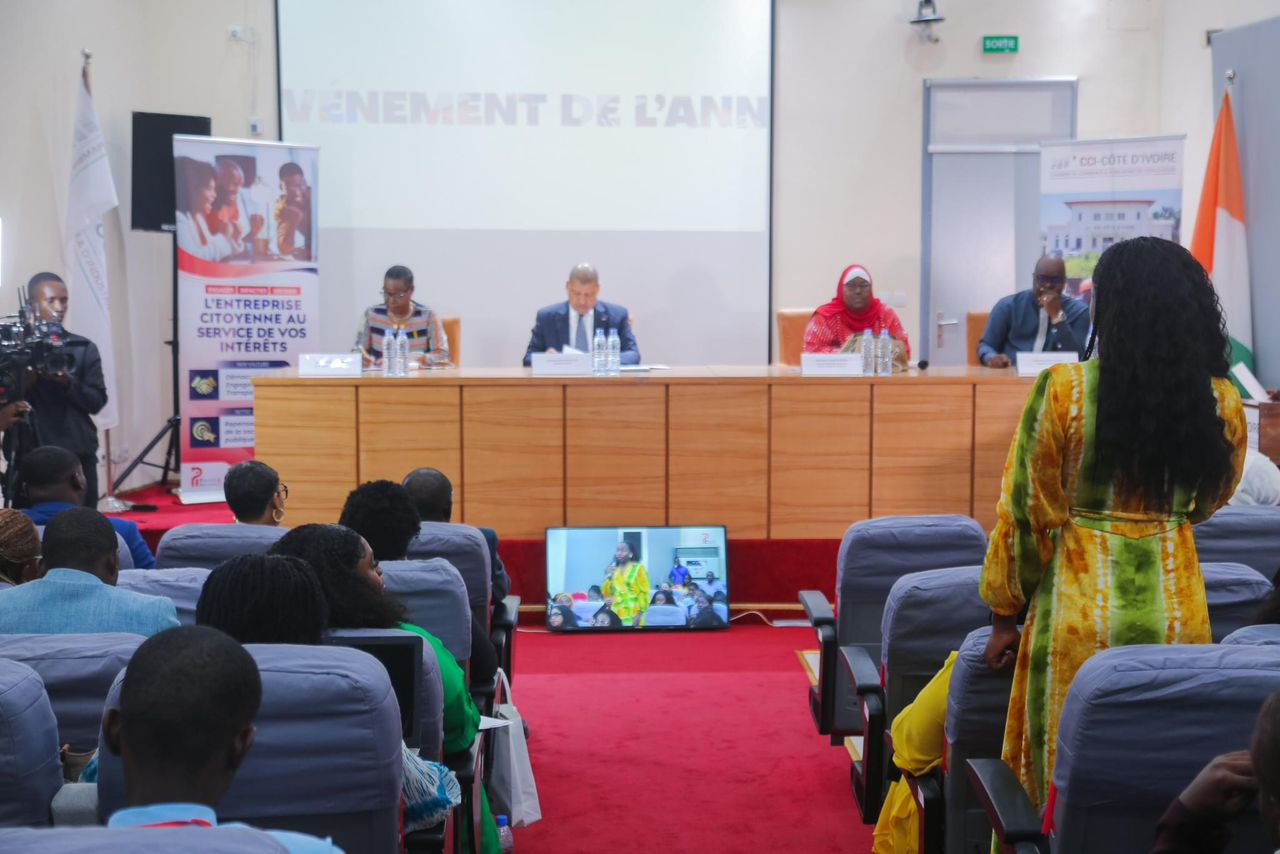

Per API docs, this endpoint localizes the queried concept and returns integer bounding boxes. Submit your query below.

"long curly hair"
[270,523,406,629]
[1085,237,1236,510]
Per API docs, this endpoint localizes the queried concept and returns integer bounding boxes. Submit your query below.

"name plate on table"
[530,352,592,376]
[298,353,361,377]
[801,353,864,377]
[1016,352,1078,377]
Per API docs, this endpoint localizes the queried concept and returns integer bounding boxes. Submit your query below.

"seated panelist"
[522,263,640,366]
[977,256,1089,368]
[803,264,910,366]
[354,264,451,369]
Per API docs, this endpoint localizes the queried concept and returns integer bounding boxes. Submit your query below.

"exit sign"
[983,35,1019,54]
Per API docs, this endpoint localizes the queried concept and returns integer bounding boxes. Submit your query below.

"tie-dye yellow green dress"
[980,359,1246,810]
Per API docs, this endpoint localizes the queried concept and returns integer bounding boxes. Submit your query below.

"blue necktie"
[574,313,587,352]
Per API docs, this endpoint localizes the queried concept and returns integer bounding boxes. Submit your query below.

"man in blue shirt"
[978,256,1090,368]
[17,445,155,568]
[103,626,342,853]
[0,507,177,636]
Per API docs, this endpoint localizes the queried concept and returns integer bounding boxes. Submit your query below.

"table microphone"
[917,360,930,370]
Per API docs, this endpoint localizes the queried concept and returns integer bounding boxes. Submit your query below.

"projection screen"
[277,0,772,367]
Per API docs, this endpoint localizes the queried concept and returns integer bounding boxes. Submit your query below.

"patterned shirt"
[355,301,451,366]
[802,308,911,357]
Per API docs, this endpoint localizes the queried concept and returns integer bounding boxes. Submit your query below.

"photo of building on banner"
[1039,135,1184,306]
[172,136,319,502]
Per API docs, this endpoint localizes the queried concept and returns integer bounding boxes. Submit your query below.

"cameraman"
[18,273,108,506]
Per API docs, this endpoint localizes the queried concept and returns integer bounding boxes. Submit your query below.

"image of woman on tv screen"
[602,542,649,626]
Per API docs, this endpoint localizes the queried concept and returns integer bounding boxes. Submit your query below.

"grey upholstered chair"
[383,559,472,662]
[0,827,291,852]
[96,644,403,854]
[1193,504,1280,580]
[0,633,144,753]
[154,523,288,570]
[0,659,63,827]
[116,568,211,626]
[1222,623,1280,646]
[1203,561,1273,641]
[406,522,491,626]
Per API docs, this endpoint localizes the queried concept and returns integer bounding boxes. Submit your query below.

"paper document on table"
[562,345,585,355]
[1232,362,1270,403]
[479,715,511,731]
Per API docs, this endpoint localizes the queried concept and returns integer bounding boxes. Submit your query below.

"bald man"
[522,263,640,367]
[977,256,1090,368]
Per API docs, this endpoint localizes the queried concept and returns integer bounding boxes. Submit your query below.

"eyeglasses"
[844,282,872,292]
[381,289,412,300]
[1034,275,1067,286]
[277,483,289,499]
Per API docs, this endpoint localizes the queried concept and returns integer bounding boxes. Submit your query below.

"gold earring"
[272,508,285,523]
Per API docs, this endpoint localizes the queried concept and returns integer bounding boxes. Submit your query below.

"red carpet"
[512,625,873,853]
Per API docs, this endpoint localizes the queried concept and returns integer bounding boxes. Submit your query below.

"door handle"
[936,313,958,347]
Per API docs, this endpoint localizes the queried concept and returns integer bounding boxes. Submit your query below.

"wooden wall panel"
[871,385,974,517]
[358,386,462,508]
[566,386,667,526]
[770,385,871,538]
[668,386,769,538]
[462,386,564,538]
[254,385,357,526]
[973,383,1033,531]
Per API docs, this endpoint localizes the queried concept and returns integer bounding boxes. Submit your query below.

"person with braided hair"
[0,509,41,588]
[981,236,1248,814]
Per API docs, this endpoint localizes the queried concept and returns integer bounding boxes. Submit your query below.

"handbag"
[488,668,541,827]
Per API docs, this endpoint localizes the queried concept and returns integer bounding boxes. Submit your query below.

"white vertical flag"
[63,62,120,429]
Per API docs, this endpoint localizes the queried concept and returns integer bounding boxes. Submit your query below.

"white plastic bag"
[488,668,541,827]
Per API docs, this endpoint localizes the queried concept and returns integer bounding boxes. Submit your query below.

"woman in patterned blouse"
[354,264,451,368]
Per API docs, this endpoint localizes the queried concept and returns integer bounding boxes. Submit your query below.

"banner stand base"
[175,489,226,506]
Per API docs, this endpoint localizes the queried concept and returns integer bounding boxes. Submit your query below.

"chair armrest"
[965,758,1045,844]
[490,595,520,684]
[405,815,449,854]
[51,783,99,827]
[445,735,485,854]
[800,590,834,630]
[492,595,520,632]
[840,644,882,696]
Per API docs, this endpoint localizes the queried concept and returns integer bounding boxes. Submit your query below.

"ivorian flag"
[1190,91,1252,375]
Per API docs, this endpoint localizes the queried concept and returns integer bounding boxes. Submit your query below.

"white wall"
[0,0,277,490]
[3,0,1279,492]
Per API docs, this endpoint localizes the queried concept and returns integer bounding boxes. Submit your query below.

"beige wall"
[2,0,1278,491]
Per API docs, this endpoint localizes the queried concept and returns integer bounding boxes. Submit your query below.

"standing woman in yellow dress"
[981,237,1247,814]
[601,542,649,627]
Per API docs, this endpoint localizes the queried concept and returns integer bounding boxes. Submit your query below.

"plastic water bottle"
[607,328,621,376]
[878,328,892,376]
[389,330,404,377]
[592,327,606,376]
[496,815,514,852]
[382,332,396,377]
[398,328,413,373]
[860,328,874,377]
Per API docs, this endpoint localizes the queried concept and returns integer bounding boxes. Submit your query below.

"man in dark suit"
[522,263,640,366]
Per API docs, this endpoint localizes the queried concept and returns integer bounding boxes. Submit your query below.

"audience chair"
[571,601,601,624]
[1194,505,1280,580]
[0,660,63,827]
[154,523,288,570]
[801,515,987,742]
[943,626,1015,854]
[490,593,520,687]
[966,312,989,367]
[97,644,403,853]
[34,527,133,570]
[441,316,461,366]
[406,522,492,628]
[644,605,689,627]
[325,628,433,756]
[0,634,144,754]
[1202,561,1273,641]
[0,827,291,852]
[1222,623,1280,646]
[116,568,211,626]
[969,644,1280,854]
[383,559,472,662]
[775,309,811,366]
[840,565,989,827]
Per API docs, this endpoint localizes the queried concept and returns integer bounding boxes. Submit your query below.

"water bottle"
[398,328,413,373]
[878,328,892,376]
[860,328,874,377]
[389,330,404,377]
[382,331,396,377]
[607,328,621,376]
[592,327,607,376]
[496,815,514,852]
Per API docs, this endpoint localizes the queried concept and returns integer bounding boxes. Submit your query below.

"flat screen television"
[545,526,729,632]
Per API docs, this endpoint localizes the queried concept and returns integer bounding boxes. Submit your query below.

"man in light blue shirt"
[0,507,177,636]
[104,626,343,853]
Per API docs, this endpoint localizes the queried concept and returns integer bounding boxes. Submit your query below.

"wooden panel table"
[253,366,1034,535]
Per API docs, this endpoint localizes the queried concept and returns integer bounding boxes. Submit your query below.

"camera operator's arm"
[49,340,107,415]
[0,401,31,431]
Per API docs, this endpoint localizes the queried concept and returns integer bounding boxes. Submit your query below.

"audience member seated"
[587,585,603,602]
[0,508,177,636]
[194,554,460,834]
[226,460,290,525]
[15,446,154,568]
[1151,691,1280,852]
[802,264,910,367]
[1230,449,1280,507]
[339,480,499,686]
[591,608,623,628]
[689,593,725,628]
[548,604,580,629]
[976,256,1090,368]
[269,523,501,854]
[155,461,290,569]
[402,467,510,604]
[649,591,677,607]
[101,626,341,853]
[0,508,42,589]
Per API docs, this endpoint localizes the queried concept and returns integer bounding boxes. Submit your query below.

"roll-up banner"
[1040,135,1184,303]
[172,136,319,503]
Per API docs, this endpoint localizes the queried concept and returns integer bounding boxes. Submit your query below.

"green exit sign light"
[983,35,1019,54]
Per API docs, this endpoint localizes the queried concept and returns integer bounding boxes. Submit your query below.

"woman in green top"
[270,524,500,854]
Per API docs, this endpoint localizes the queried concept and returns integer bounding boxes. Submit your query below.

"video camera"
[0,293,74,406]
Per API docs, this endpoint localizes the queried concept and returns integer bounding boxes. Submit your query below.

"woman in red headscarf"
[803,264,911,359]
